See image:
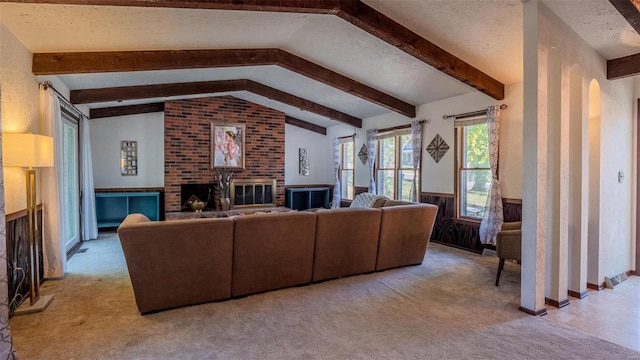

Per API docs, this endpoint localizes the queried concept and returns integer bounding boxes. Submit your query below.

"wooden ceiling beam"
[609,0,640,35]
[607,52,640,79]
[70,79,247,104]
[71,79,362,127]
[26,0,504,100]
[33,48,415,118]
[90,102,165,119]
[285,116,326,135]
[247,81,361,128]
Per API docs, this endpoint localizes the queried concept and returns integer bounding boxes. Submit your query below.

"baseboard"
[626,270,636,276]
[567,290,589,299]
[519,306,547,316]
[586,282,603,291]
[545,297,570,308]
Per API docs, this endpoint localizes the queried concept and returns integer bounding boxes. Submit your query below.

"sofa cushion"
[232,211,317,297]
[350,192,387,208]
[313,208,382,282]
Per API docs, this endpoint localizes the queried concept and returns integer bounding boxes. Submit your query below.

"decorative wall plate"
[358,143,368,165]
[426,134,449,163]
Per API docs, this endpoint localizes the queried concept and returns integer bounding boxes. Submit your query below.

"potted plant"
[217,169,233,211]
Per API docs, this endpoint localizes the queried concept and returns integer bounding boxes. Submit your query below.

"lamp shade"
[3,133,54,168]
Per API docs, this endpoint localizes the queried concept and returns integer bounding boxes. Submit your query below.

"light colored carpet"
[9,233,640,360]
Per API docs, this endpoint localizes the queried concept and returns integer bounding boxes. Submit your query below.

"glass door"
[62,116,79,253]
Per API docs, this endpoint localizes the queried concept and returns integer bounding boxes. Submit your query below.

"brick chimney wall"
[164,96,285,212]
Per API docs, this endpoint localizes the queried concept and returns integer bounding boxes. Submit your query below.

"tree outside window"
[377,132,418,201]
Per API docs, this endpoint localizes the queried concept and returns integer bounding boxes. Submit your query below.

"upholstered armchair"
[495,221,522,286]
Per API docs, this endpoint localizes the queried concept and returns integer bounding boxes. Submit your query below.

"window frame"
[339,136,355,200]
[454,118,490,221]
[375,129,420,201]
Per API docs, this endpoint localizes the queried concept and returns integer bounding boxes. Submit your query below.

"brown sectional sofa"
[117,202,438,314]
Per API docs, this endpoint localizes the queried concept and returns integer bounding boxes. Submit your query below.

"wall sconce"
[3,133,54,314]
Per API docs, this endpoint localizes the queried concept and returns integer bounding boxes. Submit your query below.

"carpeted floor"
[9,233,640,359]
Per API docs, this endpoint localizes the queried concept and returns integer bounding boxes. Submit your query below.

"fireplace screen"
[231,179,277,208]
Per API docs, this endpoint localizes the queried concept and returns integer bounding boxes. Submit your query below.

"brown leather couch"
[118,202,438,314]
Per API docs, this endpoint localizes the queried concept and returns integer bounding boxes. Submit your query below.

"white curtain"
[366,129,378,194]
[410,121,423,202]
[40,87,66,278]
[80,116,98,240]
[331,138,341,209]
[0,121,17,358]
[479,105,504,245]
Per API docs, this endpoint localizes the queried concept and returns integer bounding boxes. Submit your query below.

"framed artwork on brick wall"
[211,123,245,169]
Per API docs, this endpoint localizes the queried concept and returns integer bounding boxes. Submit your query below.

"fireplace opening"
[180,183,216,212]
[231,179,277,208]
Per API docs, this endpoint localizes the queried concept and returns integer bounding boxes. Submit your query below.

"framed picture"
[211,123,245,169]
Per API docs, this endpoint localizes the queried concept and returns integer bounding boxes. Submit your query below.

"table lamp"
[3,133,54,314]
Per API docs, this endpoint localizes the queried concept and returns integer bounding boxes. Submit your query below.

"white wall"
[90,112,164,188]
[1,24,40,213]
[284,124,332,185]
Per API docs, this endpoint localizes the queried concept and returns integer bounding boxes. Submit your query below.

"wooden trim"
[637,99,640,275]
[567,290,589,299]
[421,192,454,198]
[27,0,504,100]
[284,184,333,189]
[60,106,81,122]
[607,53,640,79]
[545,297,570,308]
[90,102,165,119]
[452,217,481,227]
[502,198,522,204]
[587,282,604,291]
[71,79,362,128]
[6,204,44,223]
[518,306,547,316]
[284,116,326,135]
[627,270,636,276]
[95,187,164,193]
[33,48,415,117]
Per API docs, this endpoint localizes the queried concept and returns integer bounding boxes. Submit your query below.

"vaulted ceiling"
[1,0,639,133]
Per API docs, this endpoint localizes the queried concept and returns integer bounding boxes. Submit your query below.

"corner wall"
[90,112,164,189]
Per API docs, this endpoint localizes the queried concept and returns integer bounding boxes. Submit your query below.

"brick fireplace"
[164,96,285,213]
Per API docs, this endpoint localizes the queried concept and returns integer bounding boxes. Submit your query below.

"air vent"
[604,272,629,289]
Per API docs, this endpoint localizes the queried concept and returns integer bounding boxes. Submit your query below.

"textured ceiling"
[0,1,637,128]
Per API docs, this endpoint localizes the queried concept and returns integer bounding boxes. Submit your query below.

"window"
[376,131,419,201]
[339,137,354,200]
[456,119,490,219]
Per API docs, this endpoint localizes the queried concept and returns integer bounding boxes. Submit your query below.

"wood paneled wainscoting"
[421,193,522,253]
[6,206,44,317]
[349,188,522,253]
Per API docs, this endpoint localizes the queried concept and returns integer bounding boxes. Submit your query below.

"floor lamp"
[3,133,55,314]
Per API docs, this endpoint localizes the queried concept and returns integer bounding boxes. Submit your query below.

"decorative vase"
[220,197,231,211]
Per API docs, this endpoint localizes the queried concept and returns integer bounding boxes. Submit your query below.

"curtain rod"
[338,133,356,140]
[40,81,87,119]
[377,119,428,134]
[443,104,507,120]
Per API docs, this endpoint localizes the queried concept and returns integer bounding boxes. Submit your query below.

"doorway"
[62,114,80,253]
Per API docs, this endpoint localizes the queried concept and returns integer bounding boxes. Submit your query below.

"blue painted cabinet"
[96,191,160,228]
[285,187,330,210]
